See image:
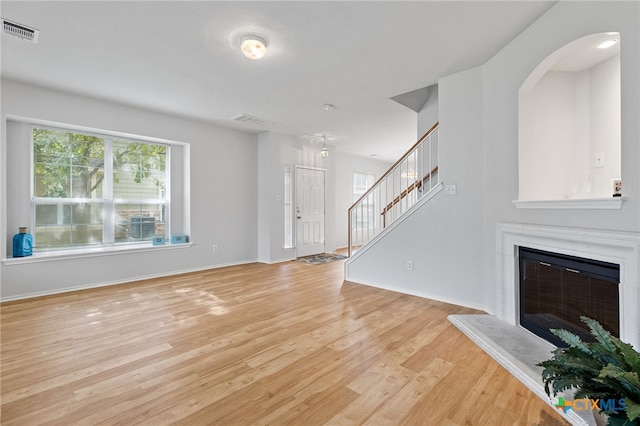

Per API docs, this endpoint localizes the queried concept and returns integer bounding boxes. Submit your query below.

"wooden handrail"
[380,166,438,228]
[348,121,439,257]
[348,121,439,212]
[381,165,439,217]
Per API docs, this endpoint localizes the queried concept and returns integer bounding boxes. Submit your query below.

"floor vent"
[231,113,281,129]
[2,18,39,43]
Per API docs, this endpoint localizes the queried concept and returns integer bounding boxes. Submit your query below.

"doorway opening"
[295,166,326,258]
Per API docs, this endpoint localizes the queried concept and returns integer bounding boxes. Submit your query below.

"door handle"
[297,216,302,219]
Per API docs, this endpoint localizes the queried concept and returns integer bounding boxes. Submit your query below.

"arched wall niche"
[518,32,621,202]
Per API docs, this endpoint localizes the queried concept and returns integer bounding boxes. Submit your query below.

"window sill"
[513,197,624,210]
[2,242,193,265]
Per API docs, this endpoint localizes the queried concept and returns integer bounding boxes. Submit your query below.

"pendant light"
[321,135,329,158]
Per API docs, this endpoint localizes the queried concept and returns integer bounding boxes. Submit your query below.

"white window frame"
[30,124,171,252]
[283,165,294,250]
[352,171,375,232]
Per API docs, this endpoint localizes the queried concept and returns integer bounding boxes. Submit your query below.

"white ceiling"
[0,1,555,162]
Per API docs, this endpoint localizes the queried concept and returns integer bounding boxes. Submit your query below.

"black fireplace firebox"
[519,247,620,347]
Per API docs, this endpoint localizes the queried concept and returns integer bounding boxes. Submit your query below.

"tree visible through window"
[32,127,169,250]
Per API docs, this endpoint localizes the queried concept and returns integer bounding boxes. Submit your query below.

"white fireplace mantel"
[496,223,640,349]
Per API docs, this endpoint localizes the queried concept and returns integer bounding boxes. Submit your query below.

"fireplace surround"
[497,223,639,350]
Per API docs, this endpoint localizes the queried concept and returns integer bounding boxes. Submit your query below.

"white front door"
[295,167,325,257]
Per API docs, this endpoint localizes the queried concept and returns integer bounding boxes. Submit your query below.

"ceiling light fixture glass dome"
[240,35,268,60]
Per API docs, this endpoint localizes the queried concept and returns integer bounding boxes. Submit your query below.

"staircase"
[348,122,440,257]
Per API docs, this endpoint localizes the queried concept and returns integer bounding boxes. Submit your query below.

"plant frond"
[582,316,616,352]
[539,318,640,424]
[613,338,640,373]
[625,398,640,422]
[600,365,640,391]
[551,328,592,353]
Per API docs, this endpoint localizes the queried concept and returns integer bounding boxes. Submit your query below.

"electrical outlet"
[407,260,414,271]
[212,244,218,252]
[444,184,457,195]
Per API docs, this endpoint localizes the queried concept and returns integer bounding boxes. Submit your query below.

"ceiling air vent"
[2,18,39,43]
[231,113,281,129]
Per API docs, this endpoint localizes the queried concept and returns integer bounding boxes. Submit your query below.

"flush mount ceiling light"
[240,34,267,60]
[321,136,329,158]
[597,39,618,49]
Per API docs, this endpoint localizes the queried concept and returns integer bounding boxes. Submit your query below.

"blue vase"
[13,227,33,257]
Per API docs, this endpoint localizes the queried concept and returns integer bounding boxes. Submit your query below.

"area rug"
[296,253,348,265]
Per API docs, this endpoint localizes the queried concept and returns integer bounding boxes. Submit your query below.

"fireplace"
[497,223,639,350]
[519,246,620,347]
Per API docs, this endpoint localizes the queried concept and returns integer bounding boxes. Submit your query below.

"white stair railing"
[348,122,439,257]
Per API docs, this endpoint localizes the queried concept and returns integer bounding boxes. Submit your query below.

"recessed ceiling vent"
[231,113,281,129]
[2,18,39,43]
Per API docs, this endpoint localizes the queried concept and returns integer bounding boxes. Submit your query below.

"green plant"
[538,317,640,425]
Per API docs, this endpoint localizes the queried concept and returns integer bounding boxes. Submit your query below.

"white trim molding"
[0,258,257,302]
[496,222,640,349]
[2,242,193,265]
[513,197,624,209]
[349,276,488,314]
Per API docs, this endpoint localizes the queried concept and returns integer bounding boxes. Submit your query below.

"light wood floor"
[1,258,567,425]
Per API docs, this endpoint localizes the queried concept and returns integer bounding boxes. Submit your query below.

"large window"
[32,127,169,251]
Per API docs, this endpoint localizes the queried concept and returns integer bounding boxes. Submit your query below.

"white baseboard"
[345,276,489,314]
[0,259,259,302]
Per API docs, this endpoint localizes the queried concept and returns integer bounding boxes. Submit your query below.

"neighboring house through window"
[32,126,169,251]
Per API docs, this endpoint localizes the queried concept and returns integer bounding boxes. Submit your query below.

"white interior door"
[295,167,325,257]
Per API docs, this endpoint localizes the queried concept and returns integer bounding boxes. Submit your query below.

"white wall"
[589,54,622,197]
[1,80,353,297]
[482,1,639,312]
[1,79,259,300]
[519,53,621,200]
[257,131,336,263]
[347,1,640,317]
[334,152,391,249]
[418,84,439,136]
[347,66,487,311]
[519,71,583,200]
